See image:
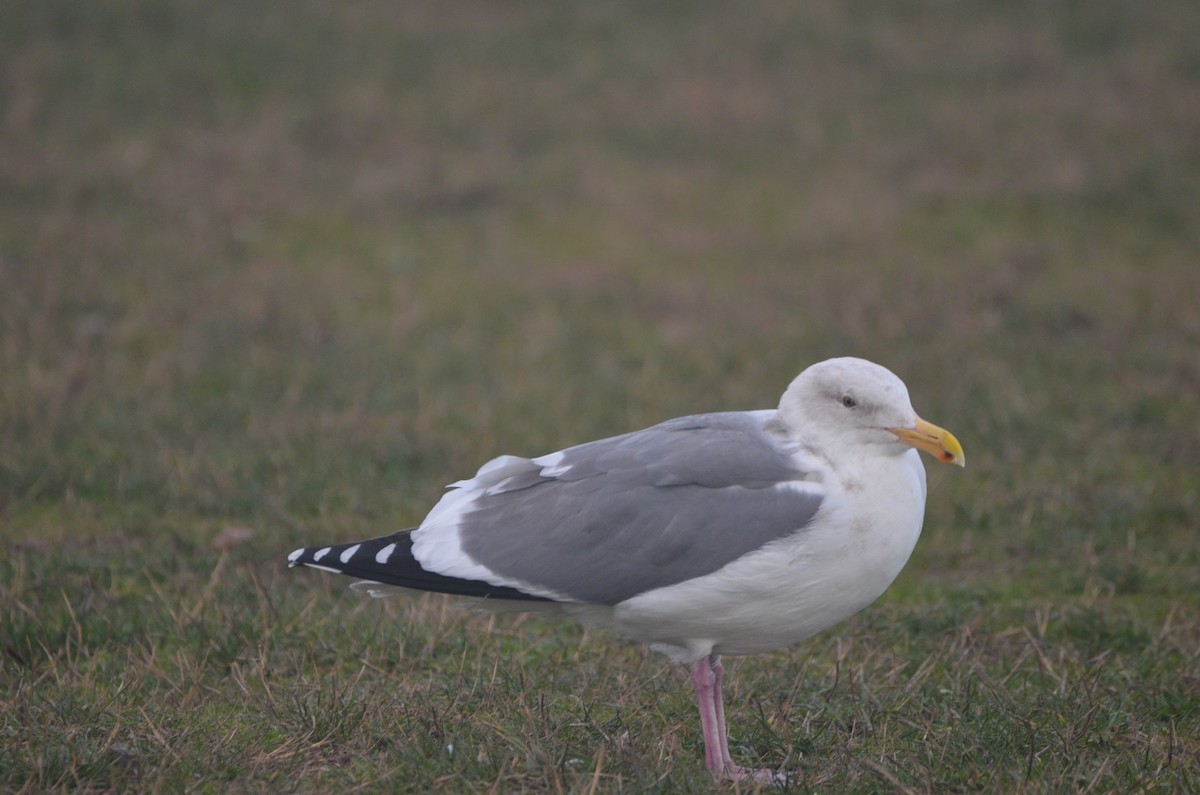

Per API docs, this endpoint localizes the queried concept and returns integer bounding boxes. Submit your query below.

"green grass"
[2,0,1198,791]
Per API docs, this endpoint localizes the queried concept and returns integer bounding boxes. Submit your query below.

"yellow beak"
[890,416,966,467]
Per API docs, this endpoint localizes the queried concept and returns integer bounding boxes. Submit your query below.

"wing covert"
[446,412,824,604]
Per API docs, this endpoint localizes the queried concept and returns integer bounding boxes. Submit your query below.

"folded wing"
[412,411,827,605]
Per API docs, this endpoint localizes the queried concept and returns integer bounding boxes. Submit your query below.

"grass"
[2,0,1198,791]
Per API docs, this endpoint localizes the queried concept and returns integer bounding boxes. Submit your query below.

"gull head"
[778,357,965,467]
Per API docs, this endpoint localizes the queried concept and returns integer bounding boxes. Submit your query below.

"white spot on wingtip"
[303,563,344,574]
[376,542,396,564]
[339,544,361,564]
[313,547,331,562]
[287,548,304,562]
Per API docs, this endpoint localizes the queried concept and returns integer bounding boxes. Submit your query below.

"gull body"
[288,357,965,780]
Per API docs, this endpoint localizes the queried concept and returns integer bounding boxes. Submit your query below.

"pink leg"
[710,656,738,771]
[691,654,784,782]
[690,655,725,777]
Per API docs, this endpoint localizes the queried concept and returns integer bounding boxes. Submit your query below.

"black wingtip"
[287,530,552,602]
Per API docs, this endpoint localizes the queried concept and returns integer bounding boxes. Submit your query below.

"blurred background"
[2,1,1197,790]
[4,0,1196,587]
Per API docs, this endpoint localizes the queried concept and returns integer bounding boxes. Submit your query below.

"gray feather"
[458,412,823,604]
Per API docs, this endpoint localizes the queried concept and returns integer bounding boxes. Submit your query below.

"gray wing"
[453,412,824,604]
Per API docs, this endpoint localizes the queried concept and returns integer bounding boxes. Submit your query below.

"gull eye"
[841,395,857,408]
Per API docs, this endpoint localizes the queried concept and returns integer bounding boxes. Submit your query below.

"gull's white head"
[778,357,965,466]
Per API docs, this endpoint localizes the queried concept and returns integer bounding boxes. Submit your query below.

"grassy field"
[2,1,1198,791]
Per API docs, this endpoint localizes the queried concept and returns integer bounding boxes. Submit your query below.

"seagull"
[288,357,965,781]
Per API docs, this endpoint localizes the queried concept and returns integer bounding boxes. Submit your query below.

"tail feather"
[287,530,551,603]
